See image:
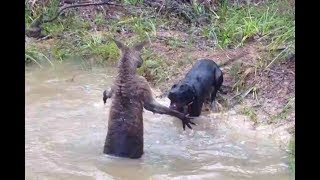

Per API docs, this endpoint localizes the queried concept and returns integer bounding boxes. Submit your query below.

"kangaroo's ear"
[133,40,149,51]
[113,39,127,51]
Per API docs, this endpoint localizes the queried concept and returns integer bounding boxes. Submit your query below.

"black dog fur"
[168,59,223,117]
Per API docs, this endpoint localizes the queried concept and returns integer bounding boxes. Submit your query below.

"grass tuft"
[25,0,294,84]
[288,137,295,174]
[217,1,294,50]
[241,106,258,124]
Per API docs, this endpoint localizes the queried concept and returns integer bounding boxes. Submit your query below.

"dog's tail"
[218,51,249,67]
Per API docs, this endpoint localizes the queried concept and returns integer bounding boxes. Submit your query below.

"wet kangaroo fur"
[103,40,195,159]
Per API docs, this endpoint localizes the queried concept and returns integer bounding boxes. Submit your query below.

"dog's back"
[184,59,222,89]
[168,59,223,116]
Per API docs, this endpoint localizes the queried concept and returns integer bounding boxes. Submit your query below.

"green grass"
[25,1,160,65]
[25,0,294,83]
[268,97,295,123]
[110,16,157,39]
[94,13,105,26]
[123,0,144,5]
[51,41,73,61]
[25,0,60,27]
[166,36,184,49]
[138,48,169,84]
[241,107,258,124]
[288,137,295,174]
[25,43,53,67]
[202,25,218,41]
[229,62,250,92]
[277,103,294,120]
[204,0,294,54]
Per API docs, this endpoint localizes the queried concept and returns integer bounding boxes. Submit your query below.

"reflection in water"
[25,62,293,180]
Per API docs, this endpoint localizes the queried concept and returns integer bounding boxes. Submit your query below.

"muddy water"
[25,62,293,180]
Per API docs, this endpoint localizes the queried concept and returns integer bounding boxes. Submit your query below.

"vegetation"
[25,0,295,174]
[25,0,295,125]
[25,0,294,68]
[288,137,295,174]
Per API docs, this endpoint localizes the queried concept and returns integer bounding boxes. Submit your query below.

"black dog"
[168,59,223,117]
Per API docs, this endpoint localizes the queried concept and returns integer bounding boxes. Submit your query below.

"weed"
[78,33,120,64]
[25,0,295,87]
[131,17,157,38]
[186,36,197,49]
[63,13,92,31]
[95,42,121,64]
[278,104,294,119]
[51,43,72,61]
[138,20,156,36]
[267,97,295,124]
[288,137,295,174]
[108,16,157,40]
[138,49,168,84]
[180,53,193,67]
[166,36,184,49]
[94,13,105,26]
[214,0,294,54]
[25,5,34,26]
[123,0,144,5]
[241,107,258,123]
[166,0,216,24]
[191,1,206,16]
[42,22,65,36]
[274,97,295,120]
[25,0,60,27]
[25,44,53,67]
[202,25,218,41]
[42,0,60,19]
[230,62,248,91]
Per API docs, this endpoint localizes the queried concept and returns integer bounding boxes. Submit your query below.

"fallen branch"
[42,1,122,24]
[241,86,255,99]
[26,1,122,38]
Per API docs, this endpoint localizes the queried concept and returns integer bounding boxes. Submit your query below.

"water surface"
[25,62,293,180]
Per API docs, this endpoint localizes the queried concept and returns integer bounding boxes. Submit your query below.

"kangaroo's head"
[113,39,148,69]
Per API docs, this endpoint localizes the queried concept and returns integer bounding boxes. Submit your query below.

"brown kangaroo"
[103,39,195,159]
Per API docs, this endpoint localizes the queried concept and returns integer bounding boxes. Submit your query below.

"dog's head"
[168,82,196,112]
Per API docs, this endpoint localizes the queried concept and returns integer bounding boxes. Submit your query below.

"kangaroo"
[103,39,195,159]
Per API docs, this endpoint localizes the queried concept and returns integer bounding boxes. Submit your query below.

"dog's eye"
[172,84,177,88]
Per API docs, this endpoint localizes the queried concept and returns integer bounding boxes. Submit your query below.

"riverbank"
[25,0,295,173]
